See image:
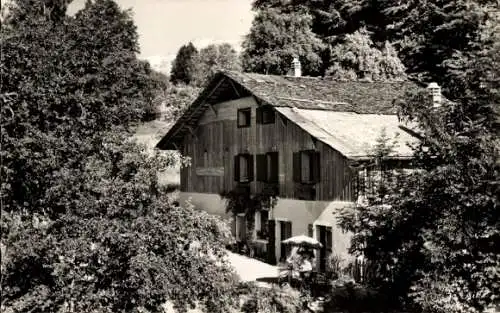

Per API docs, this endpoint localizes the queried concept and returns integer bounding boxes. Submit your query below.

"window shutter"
[256,154,267,181]
[312,151,321,183]
[285,221,292,239]
[267,109,276,124]
[247,154,254,181]
[293,152,301,182]
[269,152,279,183]
[234,155,240,182]
[256,107,263,124]
[326,227,333,252]
[308,224,313,237]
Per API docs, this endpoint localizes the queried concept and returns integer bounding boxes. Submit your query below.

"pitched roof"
[224,71,419,114]
[156,71,422,159]
[275,108,418,159]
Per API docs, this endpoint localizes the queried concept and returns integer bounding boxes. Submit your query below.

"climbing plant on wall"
[220,185,278,248]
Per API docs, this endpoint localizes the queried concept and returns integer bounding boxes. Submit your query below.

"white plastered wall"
[178,192,353,266]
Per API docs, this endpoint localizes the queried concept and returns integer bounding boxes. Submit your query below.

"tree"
[241,8,326,76]
[1,0,160,212]
[1,1,239,312]
[339,24,499,312]
[326,28,406,81]
[192,43,241,87]
[252,0,499,96]
[2,0,73,23]
[1,132,238,313]
[170,42,198,85]
[157,83,201,122]
[251,0,359,41]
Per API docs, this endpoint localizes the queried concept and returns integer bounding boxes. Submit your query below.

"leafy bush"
[1,1,240,312]
[339,40,499,312]
[323,277,399,313]
[236,282,303,313]
[1,133,240,313]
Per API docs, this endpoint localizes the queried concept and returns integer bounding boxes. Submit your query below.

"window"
[234,153,254,183]
[256,152,279,183]
[237,108,251,128]
[293,150,320,184]
[256,106,275,124]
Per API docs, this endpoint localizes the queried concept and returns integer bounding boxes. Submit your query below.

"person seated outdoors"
[299,255,313,275]
[296,249,315,289]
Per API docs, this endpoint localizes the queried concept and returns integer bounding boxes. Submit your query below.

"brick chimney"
[292,57,302,77]
[427,82,441,108]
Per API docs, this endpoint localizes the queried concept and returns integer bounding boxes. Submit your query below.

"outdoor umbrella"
[281,235,323,249]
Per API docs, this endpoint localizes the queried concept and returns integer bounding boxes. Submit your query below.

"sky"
[68,0,255,72]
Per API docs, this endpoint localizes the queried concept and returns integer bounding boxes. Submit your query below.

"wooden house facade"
[157,71,420,267]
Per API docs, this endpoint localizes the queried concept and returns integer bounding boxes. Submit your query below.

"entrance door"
[318,225,332,272]
[279,221,292,261]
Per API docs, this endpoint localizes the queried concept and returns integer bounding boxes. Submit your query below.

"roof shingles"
[224,71,419,114]
[156,71,422,158]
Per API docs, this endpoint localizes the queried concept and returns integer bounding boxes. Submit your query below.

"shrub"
[236,282,303,313]
[323,277,401,313]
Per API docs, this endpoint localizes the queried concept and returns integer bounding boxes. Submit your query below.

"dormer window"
[237,108,251,128]
[256,106,275,124]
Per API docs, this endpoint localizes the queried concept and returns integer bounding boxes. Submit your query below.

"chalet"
[156,64,432,269]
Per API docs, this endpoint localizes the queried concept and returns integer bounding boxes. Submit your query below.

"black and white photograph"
[1,0,498,312]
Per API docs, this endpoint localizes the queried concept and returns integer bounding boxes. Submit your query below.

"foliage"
[251,0,352,41]
[155,82,201,122]
[323,277,399,313]
[339,41,499,312]
[236,282,303,313]
[145,70,172,120]
[1,1,239,312]
[376,0,498,93]
[326,28,406,81]
[2,0,74,24]
[1,133,239,313]
[241,8,326,76]
[192,43,241,87]
[252,0,499,96]
[1,0,158,213]
[220,187,278,243]
[157,42,240,120]
[170,42,198,85]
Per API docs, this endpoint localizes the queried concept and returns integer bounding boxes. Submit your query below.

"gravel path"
[226,252,278,282]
